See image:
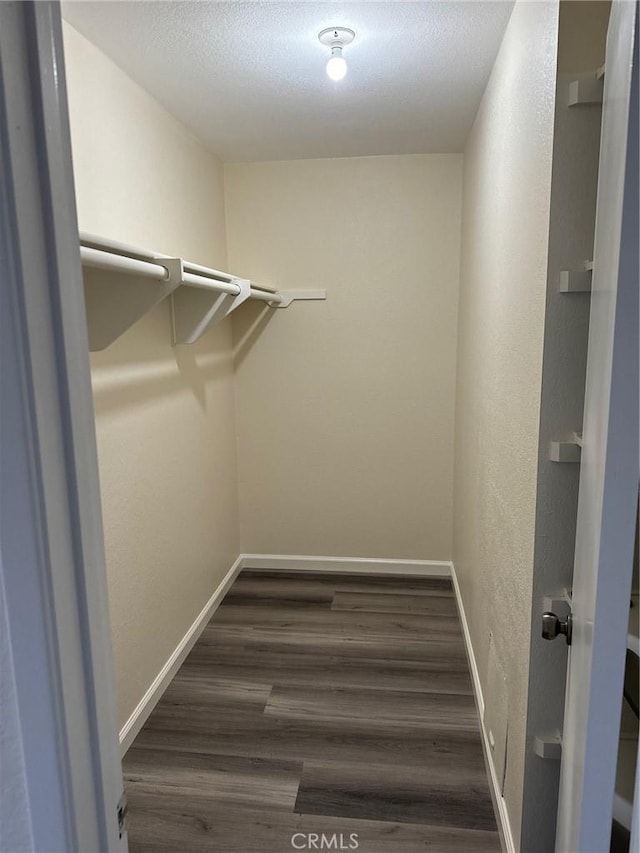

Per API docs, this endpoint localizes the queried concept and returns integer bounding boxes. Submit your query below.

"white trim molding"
[119,556,243,754]
[1,4,126,848]
[451,563,516,853]
[240,554,452,577]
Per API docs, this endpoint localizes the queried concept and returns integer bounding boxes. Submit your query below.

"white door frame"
[0,2,126,850]
[1,2,637,852]
[556,1,638,850]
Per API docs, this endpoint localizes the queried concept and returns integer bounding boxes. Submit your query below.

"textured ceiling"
[62,1,514,162]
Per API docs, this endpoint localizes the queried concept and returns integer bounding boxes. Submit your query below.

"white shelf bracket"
[549,439,582,463]
[171,275,251,345]
[568,73,604,107]
[275,289,327,308]
[559,268,592,293]
[534,734,563,760]
[80,236,327,347]
[84,257,180,351]
[543,589,573,612]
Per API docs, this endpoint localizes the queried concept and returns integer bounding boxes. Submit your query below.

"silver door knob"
[542,611,572,645]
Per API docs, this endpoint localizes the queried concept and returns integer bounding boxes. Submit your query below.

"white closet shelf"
[79,232,326,350]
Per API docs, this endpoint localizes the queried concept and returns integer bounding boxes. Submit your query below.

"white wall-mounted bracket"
[568,72,604,106]
[628,594,638,657]
[83,254,180,351]
[549,439,582,463]
[80,235,326,348]
[534,734,563,760]
[275,289,326,308]
[543,589,573,612]
[171,274,251,345]
[559,268,592,293]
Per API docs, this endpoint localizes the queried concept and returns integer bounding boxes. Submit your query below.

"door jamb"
[0,2,125,850]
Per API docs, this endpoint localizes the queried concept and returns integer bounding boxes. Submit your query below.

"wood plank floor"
[124,570,500,852]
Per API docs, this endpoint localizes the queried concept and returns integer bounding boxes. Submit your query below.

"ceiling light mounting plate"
[318,27,355,48]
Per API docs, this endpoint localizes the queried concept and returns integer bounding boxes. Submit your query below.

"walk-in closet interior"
[52,1,636,851]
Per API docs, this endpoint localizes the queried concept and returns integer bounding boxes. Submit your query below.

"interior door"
[555,2,639,851]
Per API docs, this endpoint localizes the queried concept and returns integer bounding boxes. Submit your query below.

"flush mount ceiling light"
[318,27,355,81]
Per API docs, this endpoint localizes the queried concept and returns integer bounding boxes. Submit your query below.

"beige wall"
[225,154,462,560]
[557,0,611,73]
[63,23,240,730]
[452,1,559,848]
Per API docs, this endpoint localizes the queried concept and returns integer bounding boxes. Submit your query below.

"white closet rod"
[80,246,167,281]
[246,287,282,305]
[79,231,325,349]
[180,271,241,296]
[79,234,282,305]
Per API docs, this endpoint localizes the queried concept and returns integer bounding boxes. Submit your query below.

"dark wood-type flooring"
[124,570,500,852]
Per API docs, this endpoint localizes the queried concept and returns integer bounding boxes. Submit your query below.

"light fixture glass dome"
[326,46,347,81]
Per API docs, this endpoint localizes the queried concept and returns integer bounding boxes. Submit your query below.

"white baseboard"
[119,557,515,844]
[119,554,451,756]
[450,563,516,853]
[240,554,452,577]
[119,555,243,755]
[119,552,449,755]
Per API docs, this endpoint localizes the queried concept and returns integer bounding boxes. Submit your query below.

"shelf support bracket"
[549,439,582,463]
[84,257,180,351]
[568,72,604,106]
[171,273,251,345]
[559,269,592,293]
[276,289,326,308]
[534,734,563,760]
